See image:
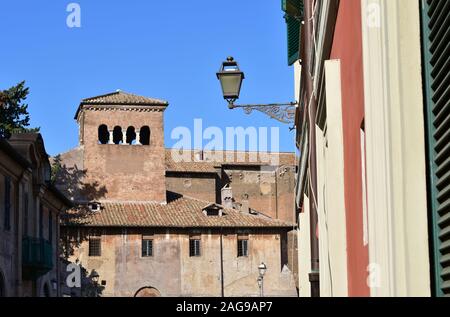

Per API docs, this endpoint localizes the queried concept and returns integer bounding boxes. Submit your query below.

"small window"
[237,238,249,257]
[203,204,223,217]
[98,124,109,144]
[89,235,102,257]
[4,176,11,231]
[113,126,123,144]
[189,238,201,257]
[140,126,150,146]
[88,202,101,212]
[126,126,136,145]
[142,238,153,257]
[206,209,219,216]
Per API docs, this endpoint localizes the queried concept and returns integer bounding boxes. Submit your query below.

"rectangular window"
[4,176,11,230]
[189,237,201,257]
[89,235,101,257]
[237,237,249,257]
[142,237,153,257]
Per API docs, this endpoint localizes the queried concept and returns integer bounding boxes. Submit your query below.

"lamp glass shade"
[219,73,243,100]
[217,57,245,102]
[258,263,267,276]
[90,270,100,283]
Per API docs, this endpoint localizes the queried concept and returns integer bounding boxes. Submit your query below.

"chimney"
[194,150,204,162]
[221,184,233,209]
[240,199,250,214]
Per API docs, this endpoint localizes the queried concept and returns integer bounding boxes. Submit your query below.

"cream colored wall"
[361,0,431,297]
[294,61,301,103]
[315,124,332,296]
[323,59,348,296]
[314,60,349,297]
[298,194,311,297]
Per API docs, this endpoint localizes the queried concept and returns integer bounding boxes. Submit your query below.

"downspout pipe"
[303,0,320,297]
[220,229,225,297]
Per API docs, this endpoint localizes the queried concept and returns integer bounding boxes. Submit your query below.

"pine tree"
[0,81,39,138]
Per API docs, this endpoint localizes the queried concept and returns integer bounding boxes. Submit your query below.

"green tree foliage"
[0,81,39,138]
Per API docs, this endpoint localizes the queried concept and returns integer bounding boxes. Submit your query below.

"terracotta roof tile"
[81,91,168,105]
[62,193,294,228]
[74,91,168,119]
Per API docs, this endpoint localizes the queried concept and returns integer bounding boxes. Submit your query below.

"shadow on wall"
[51,154,108,202]
[60,259,105,297]
[51,155,108,297]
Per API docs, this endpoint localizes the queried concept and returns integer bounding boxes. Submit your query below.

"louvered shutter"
[421,0,450,297]
[282,0,303,65]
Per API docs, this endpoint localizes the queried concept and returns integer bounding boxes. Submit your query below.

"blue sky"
[0,0,297,156]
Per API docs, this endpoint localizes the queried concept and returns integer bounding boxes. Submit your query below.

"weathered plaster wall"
[0,154,60,297]
[165,166,296,224]
[66,229,297,297]
[166,173,218,203]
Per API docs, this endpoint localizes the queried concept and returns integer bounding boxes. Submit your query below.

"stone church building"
[56,91,297,297]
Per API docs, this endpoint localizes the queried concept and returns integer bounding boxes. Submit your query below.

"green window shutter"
[282,0,303,65]
[421,0,450,297]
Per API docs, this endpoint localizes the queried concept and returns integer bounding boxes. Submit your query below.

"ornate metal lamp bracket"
[228,101,298,124]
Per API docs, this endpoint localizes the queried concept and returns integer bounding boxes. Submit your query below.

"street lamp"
[216,57,297,124]
[90,270,100,284]
[257,262,267,297]
[90,270,100,297]
[216,56,245,105]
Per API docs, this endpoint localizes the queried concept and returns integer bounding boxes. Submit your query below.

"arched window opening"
[140,126,150,146]
[126,126,136,145]
[113,126,123,145]
[98,125,109,144]
[134,286,161,297]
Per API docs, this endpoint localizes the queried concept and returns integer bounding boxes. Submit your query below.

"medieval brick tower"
[74,91,168,203]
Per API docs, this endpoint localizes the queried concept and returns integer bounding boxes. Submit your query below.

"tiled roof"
[165,149,296,173]
[62,193,293,228]
[81,91,168,105]
[75,91,168,119]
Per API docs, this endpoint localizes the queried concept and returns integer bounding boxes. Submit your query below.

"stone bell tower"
[74,90,168,203]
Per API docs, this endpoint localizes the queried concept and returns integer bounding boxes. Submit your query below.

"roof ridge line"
[82,91,121,101]
[52,146,83,158]
[178,194,284,222]
[164,148,296,155]
[93,199,162,204]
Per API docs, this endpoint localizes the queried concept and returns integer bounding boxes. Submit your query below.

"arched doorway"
[134,286,161,297]
[43,283,50,297]
[0,271,5,297]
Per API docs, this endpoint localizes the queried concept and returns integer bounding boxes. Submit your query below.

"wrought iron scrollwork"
[230,102,297,124]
